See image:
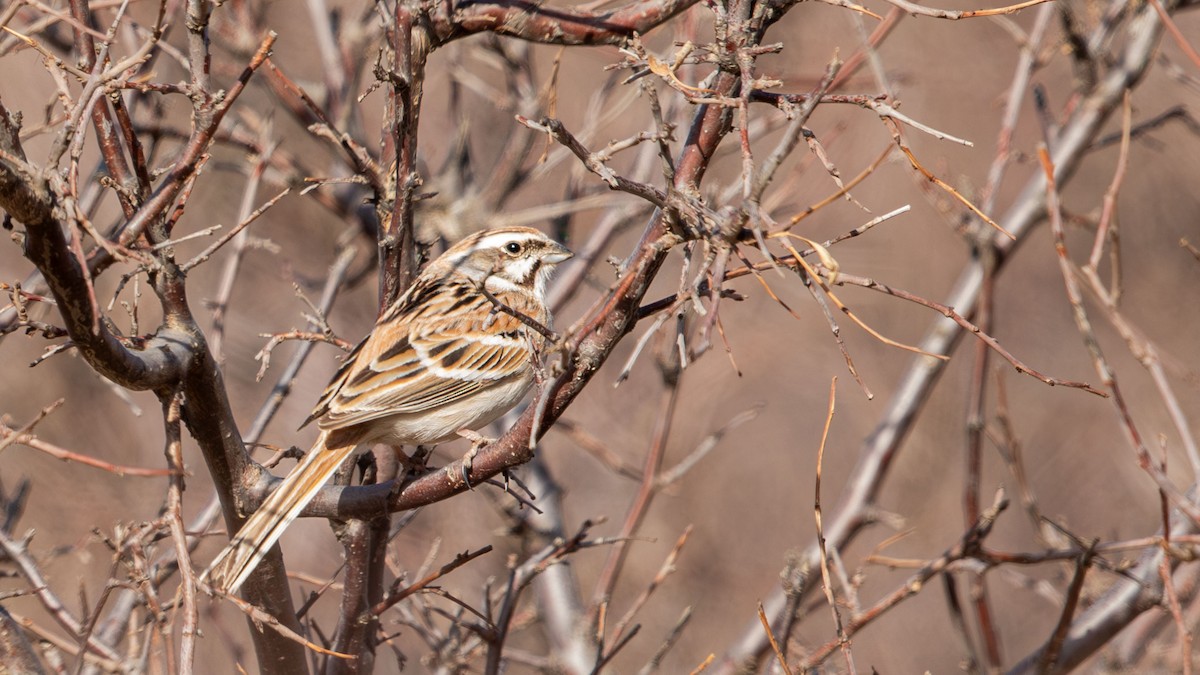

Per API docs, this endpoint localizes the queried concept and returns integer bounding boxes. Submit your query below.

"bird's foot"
[455,429,496,490]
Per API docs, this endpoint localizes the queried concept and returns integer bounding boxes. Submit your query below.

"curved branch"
[433,0,702,46]
[0,33,309,672]
[0,105,190,391]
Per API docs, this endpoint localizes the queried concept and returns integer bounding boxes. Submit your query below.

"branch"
[0,605,44,675]
[717,0,1179,668]
[289,0,763,527]
[0,107,193,389]
[115,31,277,247]
[434,0,703,46]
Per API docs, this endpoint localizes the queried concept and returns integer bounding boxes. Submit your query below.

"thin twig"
[813,378,855,674]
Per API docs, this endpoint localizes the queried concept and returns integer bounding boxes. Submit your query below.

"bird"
[203,226,572,595]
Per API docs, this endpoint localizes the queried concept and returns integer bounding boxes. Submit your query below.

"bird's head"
[435,226,573,299]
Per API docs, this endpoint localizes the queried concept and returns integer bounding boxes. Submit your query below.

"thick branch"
[0,605,44,675]
[0,103,190,391]
[0,40,308,675]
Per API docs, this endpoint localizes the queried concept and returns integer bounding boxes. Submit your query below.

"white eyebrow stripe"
[472,231,544,251]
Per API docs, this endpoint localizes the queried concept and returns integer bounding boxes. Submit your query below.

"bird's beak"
[543,241,573,265]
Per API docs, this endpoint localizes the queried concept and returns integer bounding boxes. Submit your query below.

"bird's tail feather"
[202,432,357,595]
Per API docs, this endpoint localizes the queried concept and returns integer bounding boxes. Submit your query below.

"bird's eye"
[504,242,523,255]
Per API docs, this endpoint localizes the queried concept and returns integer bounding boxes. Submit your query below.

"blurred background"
[2,0,1199,671]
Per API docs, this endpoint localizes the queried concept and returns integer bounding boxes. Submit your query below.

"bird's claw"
[455,429,494,490]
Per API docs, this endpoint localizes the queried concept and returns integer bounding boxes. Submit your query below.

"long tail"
[203,432,357,595]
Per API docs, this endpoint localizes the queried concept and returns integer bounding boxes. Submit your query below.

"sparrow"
[204,226,572,594]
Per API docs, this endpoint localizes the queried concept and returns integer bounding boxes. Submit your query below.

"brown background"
[2,0,1199,671]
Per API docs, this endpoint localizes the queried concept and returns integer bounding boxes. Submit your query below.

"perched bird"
[204,226,572,594]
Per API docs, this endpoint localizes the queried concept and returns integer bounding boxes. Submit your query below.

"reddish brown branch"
[435,0,702,46]
[117,31,277,246]
[370,545,494,617]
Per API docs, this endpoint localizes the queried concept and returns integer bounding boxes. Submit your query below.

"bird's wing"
[306,280,539,431]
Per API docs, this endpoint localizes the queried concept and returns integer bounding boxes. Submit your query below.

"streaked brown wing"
[309,279,538,432]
